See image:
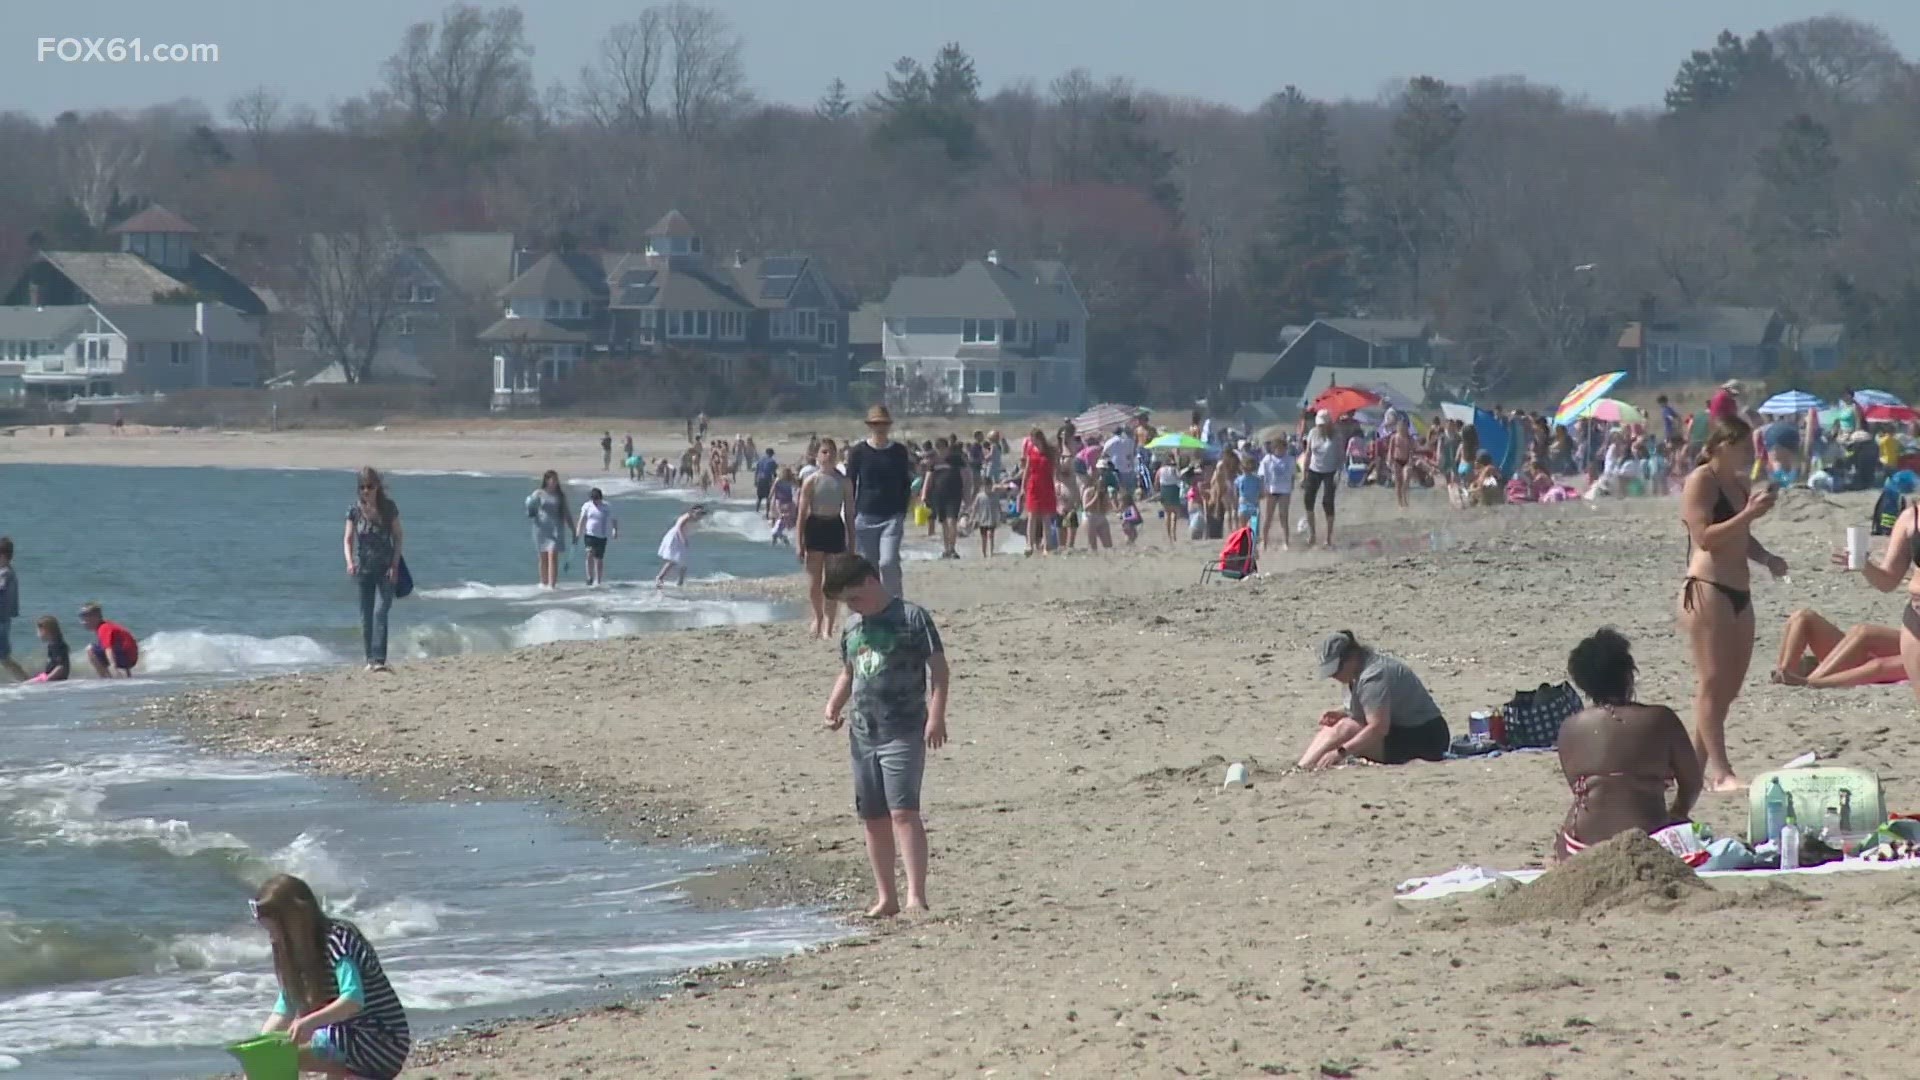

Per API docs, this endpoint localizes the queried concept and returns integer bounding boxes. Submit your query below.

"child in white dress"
[655,505,706,587]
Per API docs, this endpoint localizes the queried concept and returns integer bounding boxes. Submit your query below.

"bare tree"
[575,10,665,131]
[381,4,535,148]
[1773,15,1906,101]
[226,88,283,141]
[662,2,749,140]
[52,112,147,230]
[298,224,405,384]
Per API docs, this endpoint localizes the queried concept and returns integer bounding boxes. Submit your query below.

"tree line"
[4,6,1919,404]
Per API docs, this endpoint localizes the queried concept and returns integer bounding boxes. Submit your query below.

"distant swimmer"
[78,601,138,677]
[0,536,24,681]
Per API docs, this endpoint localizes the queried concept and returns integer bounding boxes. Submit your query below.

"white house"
[0,302,262,400]
[877,251,1089,415]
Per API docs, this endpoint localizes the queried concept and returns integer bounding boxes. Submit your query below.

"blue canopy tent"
[1473,408,1510,475]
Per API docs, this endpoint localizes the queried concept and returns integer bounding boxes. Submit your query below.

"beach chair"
[1202,525,1257,582]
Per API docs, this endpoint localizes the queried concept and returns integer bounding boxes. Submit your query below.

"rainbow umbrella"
[1553,371,1628,427]
[1586,398,1645,425]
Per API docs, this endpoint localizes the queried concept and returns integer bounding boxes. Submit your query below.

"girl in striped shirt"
[253,874,411,1079]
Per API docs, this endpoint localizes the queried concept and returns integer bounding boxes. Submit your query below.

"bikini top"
[1685,468,1739,556]
[1567,706,1672,807]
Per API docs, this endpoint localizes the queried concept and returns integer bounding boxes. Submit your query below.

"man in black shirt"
[926,437,971,559]
[846,404,915,596]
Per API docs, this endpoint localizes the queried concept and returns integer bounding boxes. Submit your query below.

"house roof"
[498,252,605,301]
[647,210,696,237]
[1643,306,1779,348]
[93,302,259,342]
[732,255,812,311]
[1301,365,1432,409]
[415,232,516,300]
[477,316,595,344]
[36,252,192,305]
[849,301,884,346]
[1800,322,1843,349]
[0,305,92,342]
[109,205,199,235]
[882,258,1085,321]
[1320,318,1428,346]
[269,346,433,385]
[1228,351,1282,383]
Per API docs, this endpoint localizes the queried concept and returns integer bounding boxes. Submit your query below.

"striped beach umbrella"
[1553,371,1627,427]
[1854,389,1906,410]
[1758,390,1823,416]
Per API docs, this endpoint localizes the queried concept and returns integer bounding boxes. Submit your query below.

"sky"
[11,0,1920,119]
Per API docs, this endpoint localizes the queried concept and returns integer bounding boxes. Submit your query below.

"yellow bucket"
[912,503,931,526]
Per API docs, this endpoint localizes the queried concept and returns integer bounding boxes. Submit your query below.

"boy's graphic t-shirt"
[840,598,943,733]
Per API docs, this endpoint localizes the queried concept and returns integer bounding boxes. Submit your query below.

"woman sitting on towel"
[1298,630,1449,769]
[1771,609,1905,688]
[1553,628,1702,862]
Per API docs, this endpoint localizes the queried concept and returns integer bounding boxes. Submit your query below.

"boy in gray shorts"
[822,553,949,917]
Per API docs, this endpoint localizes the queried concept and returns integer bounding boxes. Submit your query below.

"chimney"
[733,250,745,269]
[194,301,206,337]
[985,249,999,266]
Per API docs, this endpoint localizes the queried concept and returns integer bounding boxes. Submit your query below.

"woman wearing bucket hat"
[1297,630,1449,769]
[845,404,915,597]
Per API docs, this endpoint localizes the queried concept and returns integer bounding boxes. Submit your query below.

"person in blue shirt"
[1233,457,1263,542]
[753,449,780,515]
[254,874,410,1079]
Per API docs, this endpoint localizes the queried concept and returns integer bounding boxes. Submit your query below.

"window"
[798,310,817,338]
[667,310,709,339]
[1019,321,1033,344]
[962,319,979,343]
[170,342,188,364]
[695,310,710,337]
[636,308,658,343]
[796,355,817,385]
[1001,369,1017,393]
[415,284,437,304]
[946,368,963,391]
[1056,320,1071,345]
[395,314,415,335]
[818,321,838,347]
[978,319,997,343]
[971,369,996,393]
[891,365,906,387]
[718,310,746,340]
[1001,319,1016,343]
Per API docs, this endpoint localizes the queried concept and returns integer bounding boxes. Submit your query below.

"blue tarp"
[1472,408,1509,476]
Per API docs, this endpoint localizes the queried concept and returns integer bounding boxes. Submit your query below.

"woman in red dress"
[1022,427,1059,557]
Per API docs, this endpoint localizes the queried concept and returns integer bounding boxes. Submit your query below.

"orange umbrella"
[1309,386,1382,417]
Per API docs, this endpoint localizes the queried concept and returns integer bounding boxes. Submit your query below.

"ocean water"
[0,464,840,1078]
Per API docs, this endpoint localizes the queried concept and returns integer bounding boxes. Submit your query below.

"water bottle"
[1780,817,1802,870]
[1764,778,1790,847]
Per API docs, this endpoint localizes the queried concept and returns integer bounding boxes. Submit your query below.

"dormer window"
[645,234,702,257]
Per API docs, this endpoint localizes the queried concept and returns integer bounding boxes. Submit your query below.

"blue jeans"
[356,569,394,664]
[852,512,905,598]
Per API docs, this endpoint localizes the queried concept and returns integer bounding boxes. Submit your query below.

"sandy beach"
[56,425,1920,1078]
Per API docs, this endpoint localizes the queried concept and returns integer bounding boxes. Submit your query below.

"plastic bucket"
[226,1033,299,1080]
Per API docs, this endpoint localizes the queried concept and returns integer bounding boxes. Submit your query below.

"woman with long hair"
[1022,427,1058,557]
[253,873,410,1079]
[1211,448,1241,534]
[343,468,403,673]
[1679,417,1785,792]
[525,469,576,589]
[797,438,853,638]
[1831,490,1920,703]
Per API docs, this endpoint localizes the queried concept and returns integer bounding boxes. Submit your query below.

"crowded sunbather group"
[1293,384,1920,862]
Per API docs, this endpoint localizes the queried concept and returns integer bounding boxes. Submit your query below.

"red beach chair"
[1202,524,1257,582]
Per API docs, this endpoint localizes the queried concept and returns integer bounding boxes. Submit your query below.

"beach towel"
[1395,855,1920,901]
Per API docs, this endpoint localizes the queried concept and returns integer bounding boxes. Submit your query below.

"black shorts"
[1377,715,1450,765]
[755,478,773,499]
[802,516,846,554]
[584,535,607,558]
[931,493,964,522]
[1302,469,1338,512]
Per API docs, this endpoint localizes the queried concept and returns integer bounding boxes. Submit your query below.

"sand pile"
[1485,830,1706,922]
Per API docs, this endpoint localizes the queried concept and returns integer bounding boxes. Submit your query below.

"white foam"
[138,631,339,675]
[384,468,502,478]
[3,787,250,858]
[0,752,295,789]
[705,509,772,542]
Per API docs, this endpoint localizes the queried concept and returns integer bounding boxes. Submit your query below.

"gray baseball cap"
[1315,632,1353,678]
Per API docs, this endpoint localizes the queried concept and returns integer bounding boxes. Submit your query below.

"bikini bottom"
[1682,576,1750,617]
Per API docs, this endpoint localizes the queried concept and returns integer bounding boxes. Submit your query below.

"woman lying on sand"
[1770,609,1905,688]
[1831,501,1920,703]
[1298,630,1449,768]
[1553,628,1702,862]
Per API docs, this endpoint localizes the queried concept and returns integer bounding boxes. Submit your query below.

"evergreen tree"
[1360,76,1463,308]
[1753,112,1839,248]
[1242,87,1353,337]
[1665,29,1794,115]
[1087,94,1181,213]
[815,78,854,120]
[872,44,983,163]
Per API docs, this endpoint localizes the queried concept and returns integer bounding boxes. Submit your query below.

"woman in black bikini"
[1830,497,1920,704]
[1679,417,1786,793]
[1554,628,1702,861]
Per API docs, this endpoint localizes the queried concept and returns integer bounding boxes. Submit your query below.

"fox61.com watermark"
[37,37,219,64]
